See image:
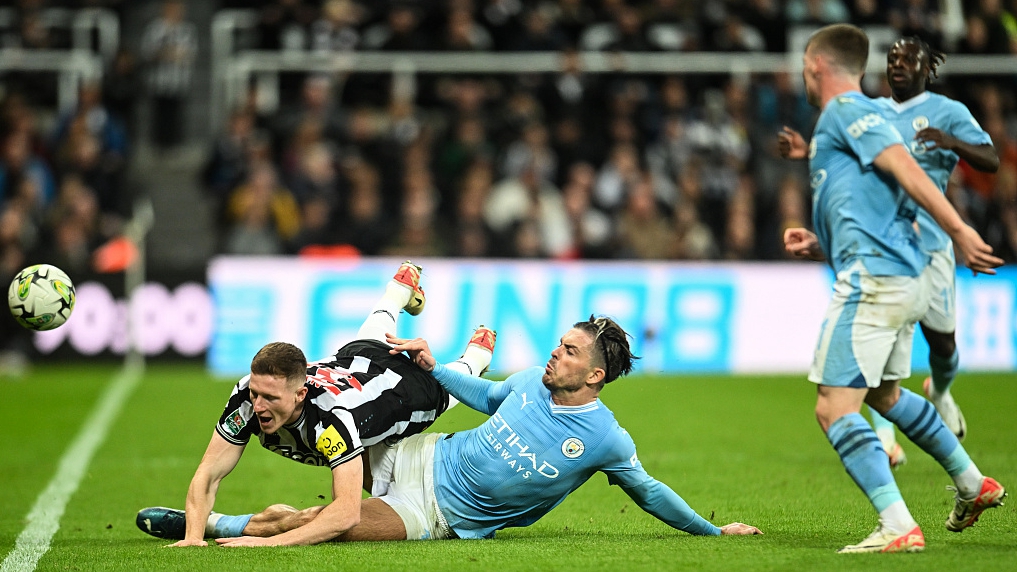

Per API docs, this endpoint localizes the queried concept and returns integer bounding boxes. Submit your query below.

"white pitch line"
[1,358,144,572]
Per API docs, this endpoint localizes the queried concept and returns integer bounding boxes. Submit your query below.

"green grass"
[1,364,1015,571]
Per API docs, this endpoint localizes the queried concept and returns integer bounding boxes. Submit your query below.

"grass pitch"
[1,363,1015,571]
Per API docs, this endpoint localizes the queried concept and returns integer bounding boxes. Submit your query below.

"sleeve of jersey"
[316,409,363,469]
[602,432,721,536]
[214,383,254,445]
[431,363,514,414]
[834,100,905,168]
[948,102,993,145]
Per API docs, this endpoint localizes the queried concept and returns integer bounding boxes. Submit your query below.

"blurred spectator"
[551,0,597,47]
[743,0,790,52]
[337,160,392,255]
[888,0,944,48]
[724,183,756,259]
[140,0,197,149]
[103,49,141,142]
[786,0,851,24]
[438,8,494,51]
[223,162,301,255]
[385,166,446,256]
[362,2,431,50]
[271,74,345,160]
[594,142,642,212]
[484,162,572,257]
[0,130,56,210]
[479,0,526,50]
[684,87,751,246]
[560,161,612,258]
[502,121,557,183]
[711,14,766,52]
[258,0,318,51]
[311,0,362,52]
[615,172,675,259]
[512,7,567,51]
[203,109,256,207]
[603,6,655,51]
[449,160,495,257]
[434,115,496,196]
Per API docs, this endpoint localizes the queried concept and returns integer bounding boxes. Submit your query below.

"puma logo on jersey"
[520,393,532,409]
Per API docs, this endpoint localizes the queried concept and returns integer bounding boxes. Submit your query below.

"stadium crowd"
[1,0,1016,279]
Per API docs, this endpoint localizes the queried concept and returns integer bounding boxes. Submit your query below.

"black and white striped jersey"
[215,340,451,469]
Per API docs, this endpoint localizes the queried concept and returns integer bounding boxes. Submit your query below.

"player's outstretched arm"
[169,432,245,547]
[620,476,762,536]
[784,227,826,261]
[387,334,511,414]
[915,128,999,172]
[778,126,809,160]
[874,145,1004,275]
[217,457,363,547]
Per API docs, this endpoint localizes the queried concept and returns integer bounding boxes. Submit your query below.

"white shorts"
[919,248,956,334]
[809,261,931,388]
[369,433,453,541]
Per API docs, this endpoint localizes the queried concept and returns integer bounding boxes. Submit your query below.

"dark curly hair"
[572,315,640,384]
[899,36,947,85]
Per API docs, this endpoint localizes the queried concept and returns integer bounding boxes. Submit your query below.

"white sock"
[953,463,985,499]
[874,428,896,451]
[878,500,917,534]
[356,283,412,342]
[205,512,222,537]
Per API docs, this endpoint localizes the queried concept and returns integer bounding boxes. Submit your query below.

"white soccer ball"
[7,264,76,331]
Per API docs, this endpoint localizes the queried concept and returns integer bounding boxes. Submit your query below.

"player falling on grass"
[136,261,499,546]
[780,37,999,469]
[141,316,762,545]
[781,24,1005,553]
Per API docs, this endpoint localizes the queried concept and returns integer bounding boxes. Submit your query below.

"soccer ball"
[7,264,76,331]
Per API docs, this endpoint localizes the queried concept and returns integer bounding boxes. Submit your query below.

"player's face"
[886,40,927,100]
[248,373,306,434]
[543,328,600,392]
[802,46,821,107]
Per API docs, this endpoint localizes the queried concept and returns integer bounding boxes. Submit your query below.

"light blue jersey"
[430,363,720,540]
[809,91,928,277]
[875,92,992,253]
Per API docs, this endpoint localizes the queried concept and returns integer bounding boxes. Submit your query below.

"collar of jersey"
[549,398,600,414]
[284,407,306,429]
[885,91,931,114]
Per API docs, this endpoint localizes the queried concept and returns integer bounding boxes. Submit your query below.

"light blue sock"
[826,413,902,512]
[929,348,959,394]
[210,513,254,538]
[882,388,971,476]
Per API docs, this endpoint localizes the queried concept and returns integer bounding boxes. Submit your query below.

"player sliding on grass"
[137,261,498,546]
[780,36,999,468]
[142,315,761,545]
[782,24,1005,553]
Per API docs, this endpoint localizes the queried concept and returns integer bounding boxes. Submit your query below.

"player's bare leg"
[240,504,325,537]
[356,261,426,343]
[336,498,408,542]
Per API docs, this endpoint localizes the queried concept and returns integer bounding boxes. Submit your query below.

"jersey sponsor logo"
[561,438,585,459]
[810,169,827,189]
[912,116,929,131]
[846,113,885,139]
[223,408,246,436]
[316,425,348,461]
[520,393,532,409]
[484,412,559,479]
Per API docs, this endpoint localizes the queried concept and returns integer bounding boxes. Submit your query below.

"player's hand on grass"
[783,228,826,261]
[386,334,437,372]
[720,522,763,535]
[953,224,1004,276]
[166,539,208,547]
[778,126,808,160]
